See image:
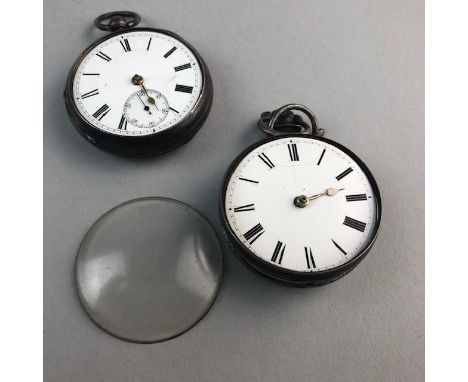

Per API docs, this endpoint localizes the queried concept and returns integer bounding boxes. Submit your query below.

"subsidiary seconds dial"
[64,12,213,157]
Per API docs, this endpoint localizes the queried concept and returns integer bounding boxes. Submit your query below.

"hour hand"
[132,74,159,110]
[325,188,344,197]
[308,188,344,200]
[146,95,159,110]
[294,188,344,208]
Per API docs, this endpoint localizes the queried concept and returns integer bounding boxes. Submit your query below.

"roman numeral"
[271,241,286,264]
[146,37,152,51]
[346,194,367,202]
[174,63,192,72]
[258,153,275,169]
[304,247,316,269]
[118,115,127,130]
[317,149,326,165]
[243,223,265,244]
[343,216,367,232]
[336,167,353,181]
[96,51,111,62]
[239,177,259,184]
[233,203,255,212]
[92,104,110,121]
[120,38,131,52]
[332,239,347,255]
[288,143,299,161]
[81,88,99,99]
[169,107,179,114]
[175,84,193,93]
[164,46,177,58]
[82,73,100,76]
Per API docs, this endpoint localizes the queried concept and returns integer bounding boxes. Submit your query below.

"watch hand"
[308,188,345,200]
[294,188,345,208]
[325,187,345,196]
[137,94,152,115]
[132,74,159,111]
[141,85,159,110]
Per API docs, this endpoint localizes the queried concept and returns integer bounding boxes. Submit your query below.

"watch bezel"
[64,27,213,157]
[219,134,382,286]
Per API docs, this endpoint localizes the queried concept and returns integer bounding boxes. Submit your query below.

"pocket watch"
[220,104,382,287]
[64,11,213,157]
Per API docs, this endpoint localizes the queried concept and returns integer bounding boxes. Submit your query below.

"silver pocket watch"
[64,11,213,157]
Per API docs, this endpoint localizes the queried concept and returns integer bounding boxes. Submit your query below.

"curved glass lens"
[76,198,223,343]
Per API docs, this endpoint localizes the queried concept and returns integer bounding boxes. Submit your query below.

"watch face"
[72,29,203,136]
[223,136,380,273]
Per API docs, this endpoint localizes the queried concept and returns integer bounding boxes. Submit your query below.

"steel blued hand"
[132,74,159,110]
[137,93,152,115]
[294,188,345,208]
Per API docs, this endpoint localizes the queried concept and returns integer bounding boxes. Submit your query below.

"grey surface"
[76,198,223,343]
[44,0,424,381]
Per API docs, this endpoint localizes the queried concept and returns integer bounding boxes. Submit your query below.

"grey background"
[44,0,424,381]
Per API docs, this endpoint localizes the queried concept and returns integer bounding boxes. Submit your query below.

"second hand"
[137,93,152,115]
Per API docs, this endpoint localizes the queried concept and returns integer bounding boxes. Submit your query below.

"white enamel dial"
[72,30,203,136]
[224,137,378,272]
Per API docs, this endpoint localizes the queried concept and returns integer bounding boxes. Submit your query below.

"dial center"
[294,195,309,208]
